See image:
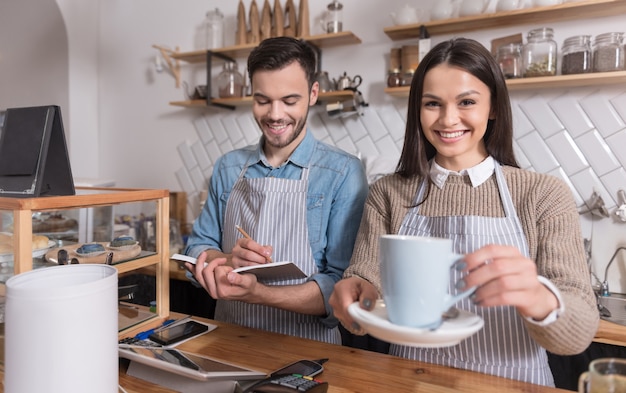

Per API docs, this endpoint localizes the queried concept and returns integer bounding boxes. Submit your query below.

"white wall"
[25,0,626,293]
[0,0,69,127]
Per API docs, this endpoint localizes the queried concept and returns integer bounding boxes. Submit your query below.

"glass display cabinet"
[0,187,171,337]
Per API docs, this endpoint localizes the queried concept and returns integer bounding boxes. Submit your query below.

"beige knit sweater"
[344,165,599,355]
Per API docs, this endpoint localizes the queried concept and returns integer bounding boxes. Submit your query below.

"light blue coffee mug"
[379,235,475,329]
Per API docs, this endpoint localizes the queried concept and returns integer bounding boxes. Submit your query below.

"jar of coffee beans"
[561,35,592,75]
[522,27,558,77]
[592,32,625,73]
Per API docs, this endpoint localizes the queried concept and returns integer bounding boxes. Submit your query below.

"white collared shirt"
[429,156,495,189]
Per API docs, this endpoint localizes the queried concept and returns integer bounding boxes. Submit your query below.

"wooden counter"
[593,319,626,347]
[117,316,570,393]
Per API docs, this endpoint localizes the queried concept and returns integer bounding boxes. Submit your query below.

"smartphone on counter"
[270,359,325,377]
[148,320,209,346]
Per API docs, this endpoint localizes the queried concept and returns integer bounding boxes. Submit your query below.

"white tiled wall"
[176,85,626,292]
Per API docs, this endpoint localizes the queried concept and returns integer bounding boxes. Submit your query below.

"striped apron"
[215,163,341,344]
[392,163,554,386]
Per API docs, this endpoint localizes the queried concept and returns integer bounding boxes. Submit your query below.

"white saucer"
[348,299,484,348]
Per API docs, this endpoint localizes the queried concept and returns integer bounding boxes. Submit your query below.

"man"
[184,36,368,344]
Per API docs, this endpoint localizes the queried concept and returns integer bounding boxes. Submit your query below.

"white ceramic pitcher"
[459,0,490,16]
[431,0,461,20]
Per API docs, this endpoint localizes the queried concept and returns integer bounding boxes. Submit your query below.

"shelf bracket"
[152,45,181,88]
[206,51,237,110]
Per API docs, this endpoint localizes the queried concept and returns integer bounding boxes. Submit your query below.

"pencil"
[235,225,273,263]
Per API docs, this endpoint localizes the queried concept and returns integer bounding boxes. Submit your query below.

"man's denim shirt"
[185,130,368,327]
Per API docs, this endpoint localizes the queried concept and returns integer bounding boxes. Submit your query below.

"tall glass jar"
[496,43,522,79]
[561,35,592,75]
[325,1,343,33]
[522,27,557,77]
[216,62,244,98]
[592,32,625,73]
[205,8,224,49]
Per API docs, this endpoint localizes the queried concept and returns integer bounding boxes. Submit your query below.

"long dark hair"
[396,37,519,178]
[247,36,317,90]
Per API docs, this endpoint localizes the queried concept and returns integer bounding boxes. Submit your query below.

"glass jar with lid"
[496,43,522,79]
[387,68,402,88]
[522,27,557,77]
[204,8,224,49]
[592,32,625,73]
[561,35,592,75]
[325,1,343,33]
[401,70,414,87]
[216,62,244,98]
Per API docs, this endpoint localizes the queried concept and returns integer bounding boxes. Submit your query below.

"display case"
[0,187,171,337]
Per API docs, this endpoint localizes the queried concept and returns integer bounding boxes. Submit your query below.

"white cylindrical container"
[5,264,118,393]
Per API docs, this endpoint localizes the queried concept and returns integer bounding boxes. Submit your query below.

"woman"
[329,37,599,386]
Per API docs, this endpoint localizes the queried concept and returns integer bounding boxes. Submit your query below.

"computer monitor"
[0,105,75,197]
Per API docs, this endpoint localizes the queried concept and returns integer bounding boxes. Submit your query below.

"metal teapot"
[334,72,363,90]
[315,71,334,92]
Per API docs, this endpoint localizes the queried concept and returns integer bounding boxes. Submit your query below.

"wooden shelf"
[506,70,626,90]
[385,71,626,97]
[383,0,626,40]
[171,31,362,64]
[170,90,357,108]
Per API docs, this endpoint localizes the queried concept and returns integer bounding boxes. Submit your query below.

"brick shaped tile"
[335,135,358,155]
[548,94,594,138]
[548,166,584,207]
[519,95,564,139]
[375,135,402,157]
[545,130,588,176]
[309,112,331,142]
[355,136,380,158]
[218,138,235,155]
[236,113,259,145]
[574,129,620,176]
[191,140,211,171]
[177,141,197,170]
[510,101,534,138]
[512,140,532,170]
[193,117,213,145]
[516,131,559,173]
[569,167,612,211]
[175,167,195,195]
[342,114,369,142]
[610,92,626,125]
[204,140,223,165]
[189,166,207,192]
[375,104,406,142]
[606,129,626,168]
[580,92,626,138]
[600,167,626,208]
[320,115,349,144]
[205,115,228,144]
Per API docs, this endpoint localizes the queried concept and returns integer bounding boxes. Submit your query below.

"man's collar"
[429,156,495,188]
[257,130,314,168]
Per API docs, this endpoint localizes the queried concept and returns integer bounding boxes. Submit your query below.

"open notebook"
[171,254,306,281]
